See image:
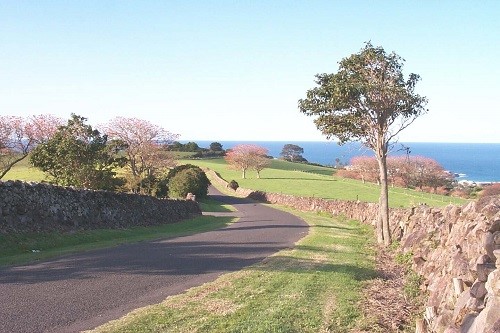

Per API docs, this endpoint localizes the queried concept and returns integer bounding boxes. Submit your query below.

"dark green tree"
[280,144,306,162]
[184,142,200,152]
[298,42,428,245]
[30,114,126,190]
[209,142,223,152]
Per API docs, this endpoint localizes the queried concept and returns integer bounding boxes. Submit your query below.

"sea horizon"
[181,140,500,183]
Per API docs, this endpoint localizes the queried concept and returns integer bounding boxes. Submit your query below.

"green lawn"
[2,155,48,182]
[181,158,467,208]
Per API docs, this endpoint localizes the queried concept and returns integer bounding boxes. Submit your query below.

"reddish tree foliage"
[340,155,452,193]
[225,144,270,179]
[0,114,63,179]
[103,117,179,193]
[480,183,500,198]
[349,156,380,184]
[411,156,452,191]
[28,114,64,143]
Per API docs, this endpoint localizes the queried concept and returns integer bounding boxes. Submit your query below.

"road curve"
[0,186,308,333]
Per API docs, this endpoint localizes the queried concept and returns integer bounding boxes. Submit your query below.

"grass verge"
[0,215,235,267]
[198,197,236,212]
[86,208,376,333]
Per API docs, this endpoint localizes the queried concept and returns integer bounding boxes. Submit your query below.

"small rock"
[470,281,488,299]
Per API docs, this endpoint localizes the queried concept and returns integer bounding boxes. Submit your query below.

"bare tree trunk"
[375,141,391,246]
[0,153,29,180]
[376,196,384,244]
[242,168,246,179]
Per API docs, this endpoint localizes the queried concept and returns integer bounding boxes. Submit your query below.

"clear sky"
[1,1,499,143]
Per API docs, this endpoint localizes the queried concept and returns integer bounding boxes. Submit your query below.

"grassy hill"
[3,156,467,207]
[181,158,467,208]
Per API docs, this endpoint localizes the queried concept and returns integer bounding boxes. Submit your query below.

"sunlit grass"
[87,208,376,333]
[181,158,467,208]
[2,155,48,182]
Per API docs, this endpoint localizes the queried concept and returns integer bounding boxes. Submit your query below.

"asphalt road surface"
[0,186,308,333]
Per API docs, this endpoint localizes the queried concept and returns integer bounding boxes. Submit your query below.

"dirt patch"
[354,246,423,333]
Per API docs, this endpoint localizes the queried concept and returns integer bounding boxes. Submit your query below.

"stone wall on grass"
[207,169,500,333]
[0,180,202,233]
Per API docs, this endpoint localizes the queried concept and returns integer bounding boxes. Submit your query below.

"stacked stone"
[0,180,202,234]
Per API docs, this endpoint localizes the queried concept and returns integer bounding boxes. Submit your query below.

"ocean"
[186,141,500,183]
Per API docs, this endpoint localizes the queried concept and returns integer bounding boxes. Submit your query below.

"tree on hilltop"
[209,142,224,152]
[298,42,428,245]
[225,144,270,179]
[280,144,307,162]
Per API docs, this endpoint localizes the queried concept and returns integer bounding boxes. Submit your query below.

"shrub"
[167,167,210,199]
[480,183,500,198]
[166,164,202,181]
[228,180,239,190]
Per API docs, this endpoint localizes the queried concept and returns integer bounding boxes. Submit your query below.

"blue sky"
[1,1,499,143]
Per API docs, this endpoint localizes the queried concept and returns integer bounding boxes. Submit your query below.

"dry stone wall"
[0,180,202,233]
[208,169,500,333]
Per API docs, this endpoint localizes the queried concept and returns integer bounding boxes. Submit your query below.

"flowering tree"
[103,117,178,193]
[225,144,270,179]
[0,114,62,179]
[410,156,452,191]
[341,155,452,192]
[349,156,380,184]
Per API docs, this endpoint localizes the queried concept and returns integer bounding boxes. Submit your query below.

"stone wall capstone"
[0,180,202,233]
[207,169,500,333]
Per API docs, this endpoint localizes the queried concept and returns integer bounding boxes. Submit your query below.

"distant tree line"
[168,141,226,158]
[0,113,209,199]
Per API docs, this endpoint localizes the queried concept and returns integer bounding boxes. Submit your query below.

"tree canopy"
[225,144,270,179]
[30,114,125,190]
[280,144,307,162]
[0,114,62,179]
[103,117,178,194]
[298,42,428,245]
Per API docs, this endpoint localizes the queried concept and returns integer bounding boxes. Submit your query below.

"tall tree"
[30,114,125,189]
[209,142,223,152]
[225,144,269,179]
[280,144,306,162]
[298,42,428,245]
[103,117,178,194]
[0,114,62,179]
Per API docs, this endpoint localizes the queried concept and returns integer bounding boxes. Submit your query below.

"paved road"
[0,186,308,333]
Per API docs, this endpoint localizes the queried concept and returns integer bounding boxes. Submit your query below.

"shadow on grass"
[313,224,353,230]
[260,177,337,182]
[254,255,377,281]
